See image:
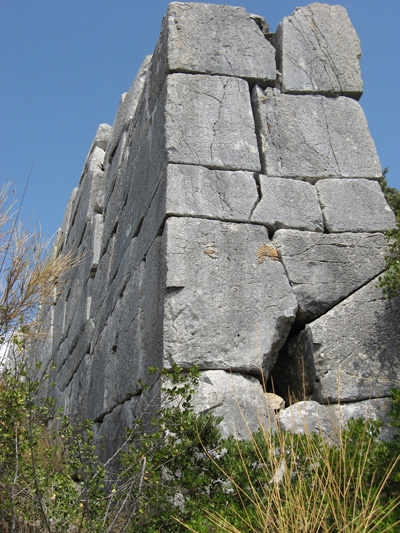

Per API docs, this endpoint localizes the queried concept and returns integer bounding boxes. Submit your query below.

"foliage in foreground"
[379,172,400,299]
[1,357,400,532]
[1,175,400,531]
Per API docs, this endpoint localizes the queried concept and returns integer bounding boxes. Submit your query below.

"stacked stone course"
[33,2,400,453]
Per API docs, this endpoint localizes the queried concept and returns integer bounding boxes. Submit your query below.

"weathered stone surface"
[64,146,106,254]
[166,74,260,171]
[278,398,396,443]
[105,56,151,164]
[163,217,297,376]
[192,370,278,439]
[251,176,324,232]
[252,87,381,179]
[274,4,363,97]
[273,230,387,321]
[93,396,140,463]
[316,178,396,233]
[160,2,276,82]
[30,3,397,455]
[164,163,259,222]
[89,123,111,153]
[55,187,78,251]
[274,278,400,403]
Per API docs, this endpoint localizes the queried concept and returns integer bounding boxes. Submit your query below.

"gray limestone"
[105,56,151,164]
[29,2,399,456]
[274,3,363,97]
[315,178,396,233]
[166,74,260,171]
[252,87,381,180]
[278,398,396,444]
[163,217,298,376]
[251,176,324,232]
[274,278,400,403]
[89,123,111,154]
[273,230,388,321]
[192,370,278,439]
[163,163,259,222]
[159,2,276,82]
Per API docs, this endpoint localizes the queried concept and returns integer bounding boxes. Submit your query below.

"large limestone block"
[252,87,381,180]
[64,146,106,253]
[251,175,323,232]
[273,230,387,321]
[274,4,363,97]
[105,55,151,164]
[61,352,93,421]
[278,398,396,444]
[315,178,396,233]
[274,279,400,403]
[192,370,278,439]
[166,74,260,171]
[157,2,276,82]
[163,217,297,376]
[157,163,259,223]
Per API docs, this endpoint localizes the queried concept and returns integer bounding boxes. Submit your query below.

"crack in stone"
[321,97,341,175]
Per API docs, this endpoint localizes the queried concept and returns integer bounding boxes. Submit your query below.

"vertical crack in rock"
[321,97,341,175]
[249,172,262,219]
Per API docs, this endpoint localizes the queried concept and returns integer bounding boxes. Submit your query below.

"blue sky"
[1,0,399,238]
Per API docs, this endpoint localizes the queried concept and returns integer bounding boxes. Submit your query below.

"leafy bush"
[379,171,400,299]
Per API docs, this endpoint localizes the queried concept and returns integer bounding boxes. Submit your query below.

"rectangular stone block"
[166,74,260,171]
[273,230,388,321]
[163,217,297,377]
[315,178,396,233]
[154,2,276,83]
[274,4,363,98]
[251,175,324,232]
[252,87,381,180]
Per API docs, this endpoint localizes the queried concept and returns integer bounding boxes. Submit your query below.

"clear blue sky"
[1,0,399,238]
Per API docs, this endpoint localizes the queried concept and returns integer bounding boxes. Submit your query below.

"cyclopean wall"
[33,2,400,454]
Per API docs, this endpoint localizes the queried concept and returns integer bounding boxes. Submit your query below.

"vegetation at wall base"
[1,358,400,531]
[1,177,400,531]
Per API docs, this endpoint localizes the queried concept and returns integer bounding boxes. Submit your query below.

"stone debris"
[31,2,399,456]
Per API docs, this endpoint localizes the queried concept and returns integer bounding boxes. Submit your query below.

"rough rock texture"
[273,230,387,321]
[278,398,396,444]
[273,278,400,403]
[30,2,398,458]
[251,176,324,232]
[192,370,278,439]
[159,2,276,82]
[315,178,396,233]
[274,3,363,97]
[164,217,298,376]
[252,87,381,179]
[166,74,260,171]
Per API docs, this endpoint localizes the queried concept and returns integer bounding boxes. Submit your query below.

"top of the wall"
[149,2,363,98]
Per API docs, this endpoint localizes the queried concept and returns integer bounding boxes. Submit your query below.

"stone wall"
[33,2,400,454]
